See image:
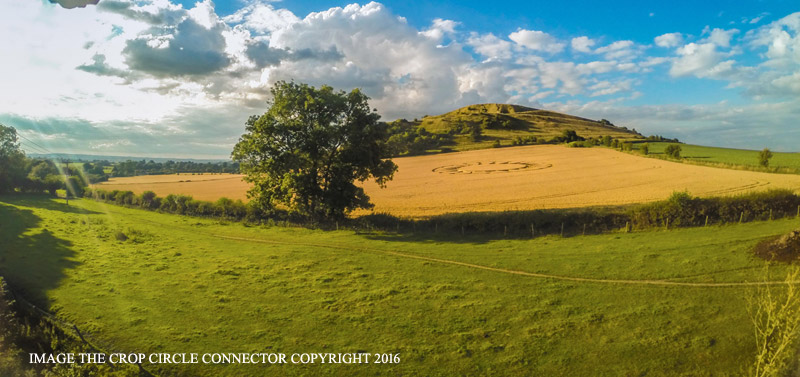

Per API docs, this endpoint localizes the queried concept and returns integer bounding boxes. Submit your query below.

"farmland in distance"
[96,145,800,218]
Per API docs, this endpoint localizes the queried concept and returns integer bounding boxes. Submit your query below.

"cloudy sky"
[1,0,798,158]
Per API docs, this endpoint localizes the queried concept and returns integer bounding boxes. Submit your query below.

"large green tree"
[0,124,26,193]
[232,81,398,220]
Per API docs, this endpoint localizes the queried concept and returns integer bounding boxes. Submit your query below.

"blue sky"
[0,0,798,158]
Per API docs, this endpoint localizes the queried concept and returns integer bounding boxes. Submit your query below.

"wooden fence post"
[665,218,669,230]
[560,223,564,237]
[504,225,508,237]
[704,215,709,227]
[769,209,773,220]
[530,223,535,238]
[625,221,630,233]
[583,224,587,236]
[739,212,744,224]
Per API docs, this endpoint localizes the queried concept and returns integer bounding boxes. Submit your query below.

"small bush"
[567,141,585,148]
[114,231,128,241]
[665,144,682,159]
[748,268,800,377]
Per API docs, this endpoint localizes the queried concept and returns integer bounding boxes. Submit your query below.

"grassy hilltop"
[386,103,645,153]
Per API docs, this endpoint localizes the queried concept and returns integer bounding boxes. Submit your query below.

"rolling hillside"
[388,103,645,153]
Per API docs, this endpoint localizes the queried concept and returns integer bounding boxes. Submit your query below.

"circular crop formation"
[432,161,553,174]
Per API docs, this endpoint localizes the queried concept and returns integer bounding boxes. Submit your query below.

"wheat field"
[95,173,250,201]
[96,145,800,217]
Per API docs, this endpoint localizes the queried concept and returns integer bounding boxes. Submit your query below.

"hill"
[386,103,645,154]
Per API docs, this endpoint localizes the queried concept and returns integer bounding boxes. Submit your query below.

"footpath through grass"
[1,195,799,376]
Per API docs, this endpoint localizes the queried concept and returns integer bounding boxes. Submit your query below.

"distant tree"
[759,148,773,168]
[140,191,158,209]
[665,144,682,159]
[42,175,64,196]
[65,176,85,198]
[0,124,26,193]
[470,123,483,142]
[232,81,397,220]
[492,140,501,148]
[561,130,584,143]
[601,135,612,147]
[640,143,649,155]
[28,160,57,180]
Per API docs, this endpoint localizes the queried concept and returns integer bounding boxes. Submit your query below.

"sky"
[0,0,798,158]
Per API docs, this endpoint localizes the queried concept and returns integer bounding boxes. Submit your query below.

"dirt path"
[212,234,798,288]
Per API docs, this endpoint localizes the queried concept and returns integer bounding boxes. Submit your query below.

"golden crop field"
[97,146,800,218]
[95,173,250,201]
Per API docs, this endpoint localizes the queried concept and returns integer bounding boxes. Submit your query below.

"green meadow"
[1,195,799,376]
[644,142,800,173]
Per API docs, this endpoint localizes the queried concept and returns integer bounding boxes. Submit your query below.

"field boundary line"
[211,234,798,288]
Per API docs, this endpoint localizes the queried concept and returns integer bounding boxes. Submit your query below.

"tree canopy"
[0,124,26,193]
[759,148,773,168]
[665,144,682,159]
[232,81,397,220]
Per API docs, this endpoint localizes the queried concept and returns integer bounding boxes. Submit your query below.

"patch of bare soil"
[754,229,800,262]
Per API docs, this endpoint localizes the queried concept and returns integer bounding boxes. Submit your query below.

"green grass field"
[643,143,800,172]
[1,195,799,376]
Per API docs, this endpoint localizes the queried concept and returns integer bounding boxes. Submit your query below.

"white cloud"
[266,2,475,118]
[2,1,798,157]
[467,32,512,60]
[588,79,635,97]
[594,40,640,60]
[223,2,299,34]
[576,61,616,75]
[571,36,595,53]
[705,28,739,48]
[739,12,800,96]
[509,29,565,53]
[654,32,683,48]
[420,18,459,41]
[640,56,669,67]
[670,42,730,77]
[745,13,770,25]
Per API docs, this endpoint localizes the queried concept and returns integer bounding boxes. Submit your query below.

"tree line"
[81,186,800,239]
[0,124,89,197]
[110,159,239,177]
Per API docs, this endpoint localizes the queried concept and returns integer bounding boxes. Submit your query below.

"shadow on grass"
[1,194,101,215]
[0,200,79,309]
[355,206,629,245]
[360,231,495,245]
